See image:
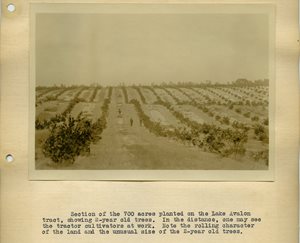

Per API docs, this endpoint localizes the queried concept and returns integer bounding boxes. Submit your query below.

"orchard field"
[35,81,269,170]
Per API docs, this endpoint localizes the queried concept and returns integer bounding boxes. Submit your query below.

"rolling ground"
[35,87,267,170]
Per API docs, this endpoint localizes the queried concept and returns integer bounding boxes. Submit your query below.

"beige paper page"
[0,0,299,243]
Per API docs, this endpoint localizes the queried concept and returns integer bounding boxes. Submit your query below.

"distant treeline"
[151,79,269,88]
[36,84,103,90]
[36,78,268,89]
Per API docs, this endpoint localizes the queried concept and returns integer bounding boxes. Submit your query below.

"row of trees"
[143,87,268,161]
[41,87,113,163]
[35,87,88,129]
[121,86,129,103]
[130,98,249,158]
[89,87,102,102]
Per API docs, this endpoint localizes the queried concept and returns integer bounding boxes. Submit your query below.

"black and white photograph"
[32,5,274,173]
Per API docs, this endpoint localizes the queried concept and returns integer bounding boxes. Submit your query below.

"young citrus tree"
[42,114,101,163]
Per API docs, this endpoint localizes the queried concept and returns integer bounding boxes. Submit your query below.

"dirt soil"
[36,89,267,170]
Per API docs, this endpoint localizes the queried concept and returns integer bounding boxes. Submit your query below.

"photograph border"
[29,3,275,181]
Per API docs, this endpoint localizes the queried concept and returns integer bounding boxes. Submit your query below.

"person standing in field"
[140,118,143,126]
[130,118,133,127]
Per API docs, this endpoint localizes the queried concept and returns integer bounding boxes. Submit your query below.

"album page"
[0,1,299,243]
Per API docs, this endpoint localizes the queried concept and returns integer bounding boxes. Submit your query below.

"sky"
[36,13,269,86]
